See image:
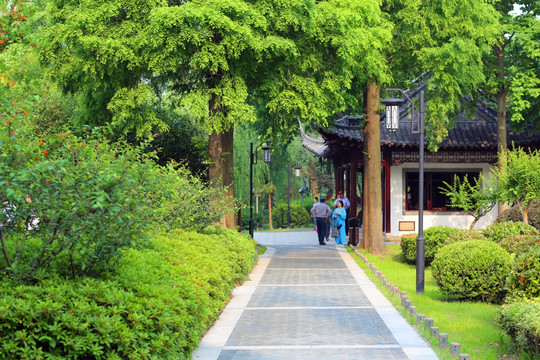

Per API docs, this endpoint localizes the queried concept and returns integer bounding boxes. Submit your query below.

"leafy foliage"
[431,240,512,303]
[399,226,460,265]
[497,199,540,231]
[498,234,539,255]
[399,233,417,264]
[272,203,311,229]
[387,0,501,150]
[442,229,486,247]
[438,174,497,230]
[494,147,540,225]
[1,118,233,281]
[505,238,540,300]
[0,227,257,359]
[482,221,539,244]
[497,298,540,358]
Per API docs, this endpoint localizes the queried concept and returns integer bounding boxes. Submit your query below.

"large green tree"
[358,0,500,253]
[40,0,395,231]
[482,0,540,213]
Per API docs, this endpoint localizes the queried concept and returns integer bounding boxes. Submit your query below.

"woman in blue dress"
[332,200,347,244]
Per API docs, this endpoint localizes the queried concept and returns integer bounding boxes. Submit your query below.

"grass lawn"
[349,245,513,360]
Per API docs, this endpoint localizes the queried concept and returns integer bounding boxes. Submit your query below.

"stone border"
[352,248,470,360]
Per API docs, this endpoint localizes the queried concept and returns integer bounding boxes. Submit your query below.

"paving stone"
[247,285,372,308]
[271,246,342,259]
[267,257,347,269]
[259,269,356,285]
[218,348,408,360]
[225,308,399,346]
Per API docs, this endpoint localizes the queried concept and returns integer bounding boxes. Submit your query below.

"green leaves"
[494,147,540,224]
[439,174,498,230]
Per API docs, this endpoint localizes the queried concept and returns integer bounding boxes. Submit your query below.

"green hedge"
[497,298,540,358]
[0,227,257,359]
[482,221,539,244]
[400,226,460,265]
[442,229,486,247]
[431,240,513,303]
[272,203,312,228]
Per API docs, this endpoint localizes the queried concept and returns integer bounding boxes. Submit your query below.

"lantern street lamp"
[287,165,302,229]
[381,87,426,294]
[249,142,271,238]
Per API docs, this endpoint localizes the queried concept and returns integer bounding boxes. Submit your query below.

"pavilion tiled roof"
[302,84,540,155]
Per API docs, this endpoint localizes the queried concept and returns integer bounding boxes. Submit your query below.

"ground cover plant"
[349,245,509,359]
[0,227,257,359]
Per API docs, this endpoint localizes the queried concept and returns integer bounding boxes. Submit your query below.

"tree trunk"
[307,160,319,198]
[495,42,509,214]
[362,78,385,254]
[208,92,235,228]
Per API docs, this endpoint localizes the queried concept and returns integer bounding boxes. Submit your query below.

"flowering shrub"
[1,118,232,281]
[505,238,540,300]
[498,234,539,255]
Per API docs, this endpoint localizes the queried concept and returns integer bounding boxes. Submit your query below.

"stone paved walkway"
[192,230,438,360]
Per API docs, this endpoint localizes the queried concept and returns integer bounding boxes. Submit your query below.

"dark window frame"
[403,169,481,213]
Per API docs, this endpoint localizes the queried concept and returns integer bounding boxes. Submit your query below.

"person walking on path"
[311,196,318,231]
[334,190,350,233]
[332,199,347,244]
[310,196,332,245]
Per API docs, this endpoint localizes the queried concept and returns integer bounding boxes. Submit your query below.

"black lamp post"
[249,142,271,238]
[287,165,302,229]
[381,88,426,294]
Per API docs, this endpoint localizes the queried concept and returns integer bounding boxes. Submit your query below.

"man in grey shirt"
[310,196,332,245]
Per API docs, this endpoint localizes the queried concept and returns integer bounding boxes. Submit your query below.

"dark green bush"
[499,234,539,255]
[482,221,539,244]
[505,238,540,300]
[431,240,513,303]
[443,229,486,247]
[496,200,540,230]
[272,203,311,228]
[0,227,257,359]
[497,298,540,358]
[399,226,460,265]
[400,233,417,264]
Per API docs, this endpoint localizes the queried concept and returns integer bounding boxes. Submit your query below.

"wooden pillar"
[350,150,359,245]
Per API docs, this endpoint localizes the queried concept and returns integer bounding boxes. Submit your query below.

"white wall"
[389,162,498,237]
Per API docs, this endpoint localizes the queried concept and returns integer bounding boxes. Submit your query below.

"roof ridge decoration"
[299,119,329,157]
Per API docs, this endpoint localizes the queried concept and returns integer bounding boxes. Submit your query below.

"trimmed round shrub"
[400,233,417,264]
[499,234,539,255]
[431,240,513,303]
[399,226,460,265]
[273,203,311,228]
[496,199,540,230]
[505,239,540,300]
[483,221,539,243]
[443,229,486,247]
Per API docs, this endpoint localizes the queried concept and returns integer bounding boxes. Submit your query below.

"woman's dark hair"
[314,197,318,201]
[338,200,344,207]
